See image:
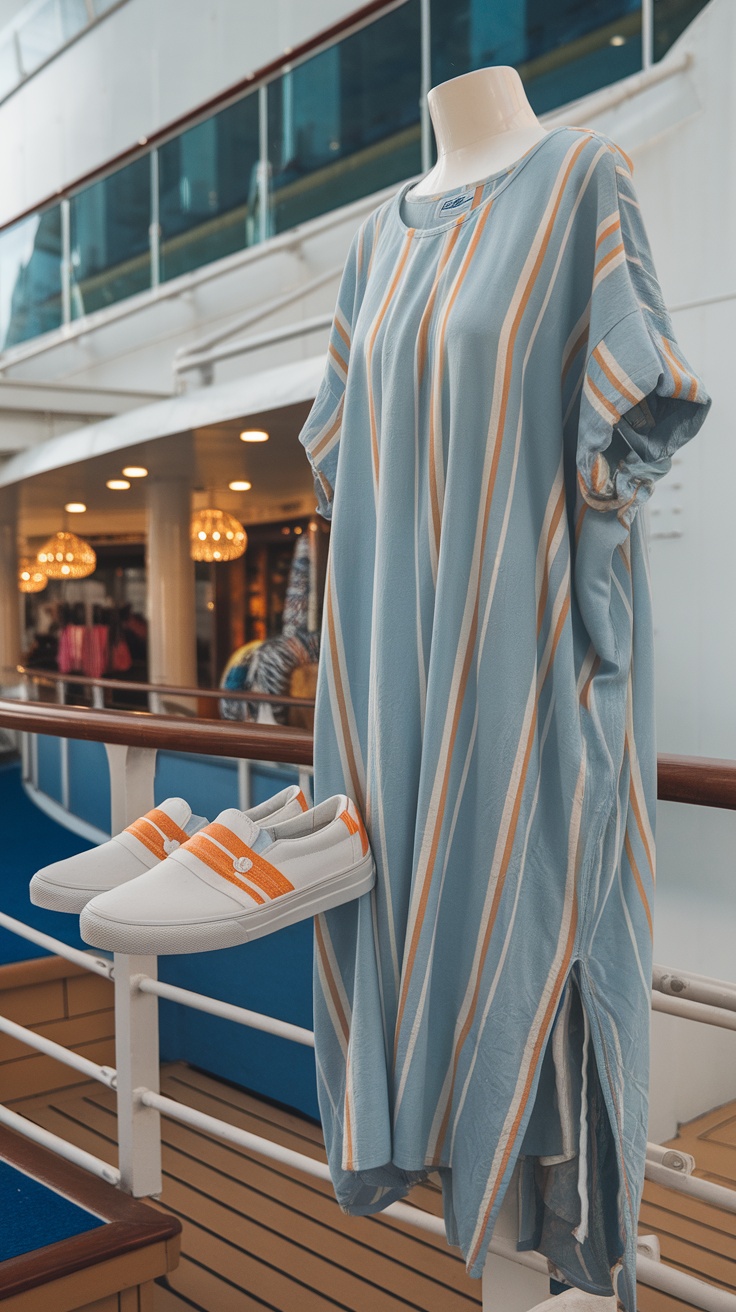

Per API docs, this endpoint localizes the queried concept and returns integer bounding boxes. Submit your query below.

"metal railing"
[17,664,316,717]
[0,696,735,1311]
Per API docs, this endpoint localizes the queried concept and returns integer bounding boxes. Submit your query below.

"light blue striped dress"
[298,125,711,1307]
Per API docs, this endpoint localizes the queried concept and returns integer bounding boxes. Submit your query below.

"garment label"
[438,194,472,212]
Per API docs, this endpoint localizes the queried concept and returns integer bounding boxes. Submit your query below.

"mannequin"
[412,66,620,1312]
[407,65,547,200]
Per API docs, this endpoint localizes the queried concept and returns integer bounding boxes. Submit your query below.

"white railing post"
[104,738,162,1195]
[104,743,157,835]
[113,954,162,1197]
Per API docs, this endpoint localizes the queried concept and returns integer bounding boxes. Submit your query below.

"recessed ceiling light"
[65,502,86,513]
[106,479,131,490]
[122,466,148,478]
[609,33,626,45]
[239,429,269,443]
[228,480,252,491]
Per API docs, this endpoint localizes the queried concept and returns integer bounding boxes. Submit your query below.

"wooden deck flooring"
[11,1064,736,1311]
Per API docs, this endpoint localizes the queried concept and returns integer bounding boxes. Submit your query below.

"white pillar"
[0,488,20,688]
[146,477,196,689]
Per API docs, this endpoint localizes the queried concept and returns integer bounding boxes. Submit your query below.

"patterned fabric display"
[297,126,711,1309]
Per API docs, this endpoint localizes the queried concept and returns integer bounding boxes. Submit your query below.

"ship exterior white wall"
[0,0,359,226]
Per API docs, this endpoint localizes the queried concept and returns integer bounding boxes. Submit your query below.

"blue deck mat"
[0,1159,103,1261]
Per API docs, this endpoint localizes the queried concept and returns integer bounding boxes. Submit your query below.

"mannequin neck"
[409,66,546,198]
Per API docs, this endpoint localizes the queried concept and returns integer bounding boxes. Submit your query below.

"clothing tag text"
[439,194,473,213]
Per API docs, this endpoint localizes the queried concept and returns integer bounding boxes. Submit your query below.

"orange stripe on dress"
[394,134,593,1059]
[593,240,624,282]
[592,344,641,408]
[587,373,621,422]
[595,216,621,250]
[126,810,190,860]
[196,823,294,899]
[580,654,601,710]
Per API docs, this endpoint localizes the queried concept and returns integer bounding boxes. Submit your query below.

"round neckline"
[393,125,570,238]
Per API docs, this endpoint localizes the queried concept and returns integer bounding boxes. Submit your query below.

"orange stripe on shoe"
[340,808,369,857]
[184,833,266,904]
[295,790,309,813]
[125,809,190,861]
[194,823,294,900]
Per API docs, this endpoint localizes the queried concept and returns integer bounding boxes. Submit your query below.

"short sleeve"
[298,225,362,520]
[576,137,712,528]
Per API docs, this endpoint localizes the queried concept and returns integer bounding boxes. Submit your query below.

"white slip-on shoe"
[79,794,375,955]
[30,784,309,915]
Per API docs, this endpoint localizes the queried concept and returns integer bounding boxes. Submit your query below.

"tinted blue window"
[430,0,642,117]
[654,0,709,60]
[159,93,261,282]
[267,0,422,235]
[70,155,151,316]
[0,209,62,347]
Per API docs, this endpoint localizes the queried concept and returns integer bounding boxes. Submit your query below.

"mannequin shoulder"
[557,123,635,180]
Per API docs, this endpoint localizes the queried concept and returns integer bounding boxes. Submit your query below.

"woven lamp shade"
[18,558,48,593]
[37,531,96,580]
[191,508,247,562]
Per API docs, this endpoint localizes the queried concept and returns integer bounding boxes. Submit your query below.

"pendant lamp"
[190,508,247,563]
[18,557,48,593]
[37,530,96,579]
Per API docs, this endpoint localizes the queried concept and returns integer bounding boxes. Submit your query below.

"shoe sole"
[29,875,101,916]
[79,853,376,955]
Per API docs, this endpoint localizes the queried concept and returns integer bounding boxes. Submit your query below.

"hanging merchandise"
[18,558,47,593]
[297,124,711,1312]
[110,635,133,673]
[81,625,109,680]
[57,624,85,674]
[37,531,96,580]
[281,533,311,637]
[190,507,247,562]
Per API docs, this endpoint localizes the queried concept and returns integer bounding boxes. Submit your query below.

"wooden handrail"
[657,753,736,811]
[3,698,736,811]
[18,667,315,708]
[0,699,313,766]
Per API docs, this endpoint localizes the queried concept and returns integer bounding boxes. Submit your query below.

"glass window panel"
[158,93,260,282]
[0,208,62,348]
[431,0,642,119]
[0,35,20,99]
[267,0,421,235]
[653,0,709,61]
[59,0,90,42]
[16,0,61,75]
[69,155,151,317]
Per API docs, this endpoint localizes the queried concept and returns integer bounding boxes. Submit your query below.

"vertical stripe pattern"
[298,124,711,1312]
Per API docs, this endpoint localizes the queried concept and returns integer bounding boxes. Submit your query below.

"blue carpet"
[0,762,92,963]
[0,1160,103,1260]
